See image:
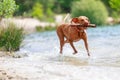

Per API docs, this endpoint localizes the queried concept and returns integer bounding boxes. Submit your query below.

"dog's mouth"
[83,22,89,27]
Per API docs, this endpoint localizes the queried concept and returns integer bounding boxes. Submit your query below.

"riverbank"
[0,18,56,34]
[0,17,120,34]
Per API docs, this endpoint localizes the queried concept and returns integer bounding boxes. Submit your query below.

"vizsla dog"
[56,16,96,56]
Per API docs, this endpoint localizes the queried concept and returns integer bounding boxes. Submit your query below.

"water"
[2,25,120,80]
[21,25,120,66]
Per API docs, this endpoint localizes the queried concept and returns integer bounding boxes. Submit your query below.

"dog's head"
[71,16,90,27]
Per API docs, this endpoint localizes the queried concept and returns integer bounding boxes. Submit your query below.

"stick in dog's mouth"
[70,24,96,28]
[63,13,96,28]
[88,24,96,28]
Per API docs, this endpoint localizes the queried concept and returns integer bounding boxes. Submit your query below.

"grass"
[0,22,24,52]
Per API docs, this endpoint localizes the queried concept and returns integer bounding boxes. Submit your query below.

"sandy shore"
[0,52,28,80]
[1,53,120,80]
[0,69,27,80]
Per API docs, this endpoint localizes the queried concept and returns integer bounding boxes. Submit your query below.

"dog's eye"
[81,19,84,21]
[86,18,89,21]
[87,19,90,22]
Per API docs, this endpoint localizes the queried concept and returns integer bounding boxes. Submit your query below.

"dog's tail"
[56,13,70,27]
[62,13,70,23]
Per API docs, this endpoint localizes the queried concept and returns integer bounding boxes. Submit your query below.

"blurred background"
[0,0,120,29]
[13,0,119,24]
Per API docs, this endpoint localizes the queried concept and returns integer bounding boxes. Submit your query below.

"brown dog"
[56,16,95,56]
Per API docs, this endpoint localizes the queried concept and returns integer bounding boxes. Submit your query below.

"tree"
[15,0,36,16]
[15,0,54,18]
[31,2,44,19]
[52,0,75,13]
[101,0,113,16]
[0,0,18,21]
[109,0,120,12]
[109,0,120,18]
[38,0,54,16]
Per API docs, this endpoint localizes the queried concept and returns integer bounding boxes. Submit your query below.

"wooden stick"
[70,24,96,28]
[88,24,96,28]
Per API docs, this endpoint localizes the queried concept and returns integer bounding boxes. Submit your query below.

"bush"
[0,0,18,20]
[0,22,24,51]
[31,2,54,22]
[31,2,44,19]
[71,0,108,25]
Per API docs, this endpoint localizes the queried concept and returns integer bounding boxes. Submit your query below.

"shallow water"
[5,25,120,80]
[21,25,120,67]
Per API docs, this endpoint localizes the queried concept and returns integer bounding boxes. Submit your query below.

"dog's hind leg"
[69,40,78,54]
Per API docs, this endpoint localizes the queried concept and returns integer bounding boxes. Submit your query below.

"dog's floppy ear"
[71,17,79,23]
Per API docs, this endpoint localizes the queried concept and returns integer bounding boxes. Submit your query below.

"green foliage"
[71,0,108,25]
[111,11,120,19]
[52,0,79,13]
[101,0,113,16]
[14,0,119,25]
[31,2,54,22]
[38,0,54,15]
[53,0,73,13]
[109,0,120,12]
[15,0,54,17]
[15,0,35,16]
[31,2,44,19]
[36,0,54,22]
[0,0,18,19]
[0,22,24,51]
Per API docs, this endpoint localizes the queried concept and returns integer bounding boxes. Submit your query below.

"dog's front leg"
[59,40,64,54]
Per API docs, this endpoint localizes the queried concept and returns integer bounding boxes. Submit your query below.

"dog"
[56,16,94,56]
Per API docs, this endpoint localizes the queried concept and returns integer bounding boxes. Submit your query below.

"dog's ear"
[71,17,79,23]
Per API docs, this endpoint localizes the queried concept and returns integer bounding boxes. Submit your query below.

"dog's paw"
[73,51,78,55]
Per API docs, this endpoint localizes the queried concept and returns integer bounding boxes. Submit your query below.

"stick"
[70,24,96,28]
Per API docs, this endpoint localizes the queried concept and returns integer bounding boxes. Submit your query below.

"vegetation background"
[0,0,120,25]
[13,0,120,25]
